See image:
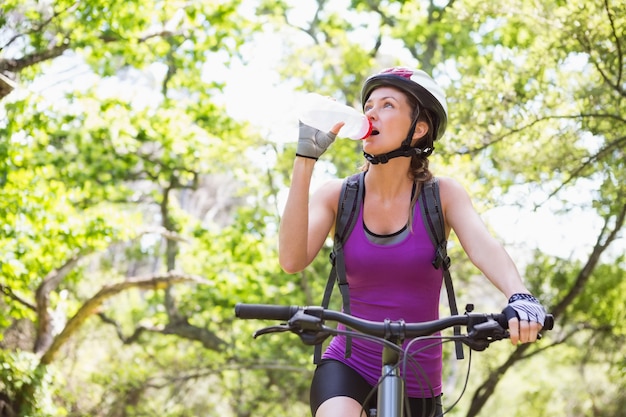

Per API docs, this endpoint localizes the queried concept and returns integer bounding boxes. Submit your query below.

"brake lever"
[253,325,292,338]
[252,310,332,345]
[464,319,509,351]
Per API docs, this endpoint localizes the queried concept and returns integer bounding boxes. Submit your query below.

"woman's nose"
[365,107,377,119]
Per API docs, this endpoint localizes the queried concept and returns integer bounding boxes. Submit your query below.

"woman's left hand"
[503,293,547,344]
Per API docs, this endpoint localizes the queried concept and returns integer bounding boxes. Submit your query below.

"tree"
[0,1,297,415]
[1,0,625,416]
[262,0,626,415]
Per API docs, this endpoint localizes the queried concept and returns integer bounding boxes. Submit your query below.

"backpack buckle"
[432,246,450,270]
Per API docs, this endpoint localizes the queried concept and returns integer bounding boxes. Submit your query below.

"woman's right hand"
[296,121,344,160]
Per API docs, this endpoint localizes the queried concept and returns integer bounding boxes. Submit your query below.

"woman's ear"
[411,121,429,143]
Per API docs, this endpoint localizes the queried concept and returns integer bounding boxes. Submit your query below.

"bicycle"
[235,303,554,417]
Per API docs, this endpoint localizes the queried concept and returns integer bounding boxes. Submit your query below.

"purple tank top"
[322,199,444,398]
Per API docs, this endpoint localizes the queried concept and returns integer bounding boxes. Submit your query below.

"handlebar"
[235,303,554,350]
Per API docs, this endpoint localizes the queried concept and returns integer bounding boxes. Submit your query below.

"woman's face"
[362,86,415,155]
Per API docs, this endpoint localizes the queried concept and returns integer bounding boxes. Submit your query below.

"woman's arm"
[279,121,344,273]
[439,177,527,296]
[439,176,543,344]
[278,158,342,273]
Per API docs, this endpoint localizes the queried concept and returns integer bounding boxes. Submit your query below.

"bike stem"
[377,339,404,417]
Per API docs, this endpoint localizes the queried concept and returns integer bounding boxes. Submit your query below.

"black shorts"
[310,359,443,417]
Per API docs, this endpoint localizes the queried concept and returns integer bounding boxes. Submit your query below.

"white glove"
[503,293,546,326]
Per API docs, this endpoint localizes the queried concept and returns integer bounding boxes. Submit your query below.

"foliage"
[0,350,64,417]
[0,0,625,416]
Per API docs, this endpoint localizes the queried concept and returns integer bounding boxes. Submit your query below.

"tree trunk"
[466,345,529,417]
[465,203,625,416]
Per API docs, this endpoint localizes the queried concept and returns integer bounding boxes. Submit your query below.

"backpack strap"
[314,172,364,364]
[418,178,464,360]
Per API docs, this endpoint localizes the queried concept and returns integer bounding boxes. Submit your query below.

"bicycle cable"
[323,326,480,417]
[403,335,475,417]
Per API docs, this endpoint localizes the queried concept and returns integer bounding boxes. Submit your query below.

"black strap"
[315,172,364,363]
[363,145,433,165]
[419,179,464,360]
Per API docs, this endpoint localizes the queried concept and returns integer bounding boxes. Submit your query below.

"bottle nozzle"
[359,119,373,140]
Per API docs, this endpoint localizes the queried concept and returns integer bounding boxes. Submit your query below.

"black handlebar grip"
[235,303,299,321]
[543,314,554,330]
[493,313,509,329]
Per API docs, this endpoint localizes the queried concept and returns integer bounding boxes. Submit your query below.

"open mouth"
[370,130,380,136]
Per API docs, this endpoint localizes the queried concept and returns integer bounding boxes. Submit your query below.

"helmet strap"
[364,146,416,164]
[363,118,433,164]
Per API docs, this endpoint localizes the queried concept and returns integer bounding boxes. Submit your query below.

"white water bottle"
[297,93,372,140]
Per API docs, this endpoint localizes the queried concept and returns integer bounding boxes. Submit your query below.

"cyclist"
[278,66,547,417]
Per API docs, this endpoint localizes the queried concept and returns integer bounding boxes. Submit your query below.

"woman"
[279,67,546,417]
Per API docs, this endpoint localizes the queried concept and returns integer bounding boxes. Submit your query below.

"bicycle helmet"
[360,67,448,164]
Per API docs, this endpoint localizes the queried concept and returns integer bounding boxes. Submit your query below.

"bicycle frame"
[377,341,405,417]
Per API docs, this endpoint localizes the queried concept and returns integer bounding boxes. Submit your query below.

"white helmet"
[361,67,448,141]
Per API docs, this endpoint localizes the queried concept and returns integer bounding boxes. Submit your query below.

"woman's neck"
[364,158,413,198]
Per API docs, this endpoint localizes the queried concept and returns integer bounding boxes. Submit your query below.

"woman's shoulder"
[312,177,345,208]
[317,177,345,192]
[434,176,466,191]
[433,176,472,205]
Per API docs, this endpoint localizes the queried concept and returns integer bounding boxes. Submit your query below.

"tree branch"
[39,271,209,365]
[552,202,626,318]
[34,252,86,355]
[460,113,626,156]
[0,72,17,99]
[466,202,626,416]
[574,1,625,98]
[98,309,229,351]
[0,43,71,73]
[96,313,152,345]
[545,134,626,200]
[0,283,36,311]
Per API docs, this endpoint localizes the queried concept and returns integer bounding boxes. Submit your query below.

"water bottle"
[297,93,372,140]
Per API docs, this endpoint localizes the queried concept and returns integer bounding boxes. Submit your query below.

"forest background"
[1,0,624,416]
